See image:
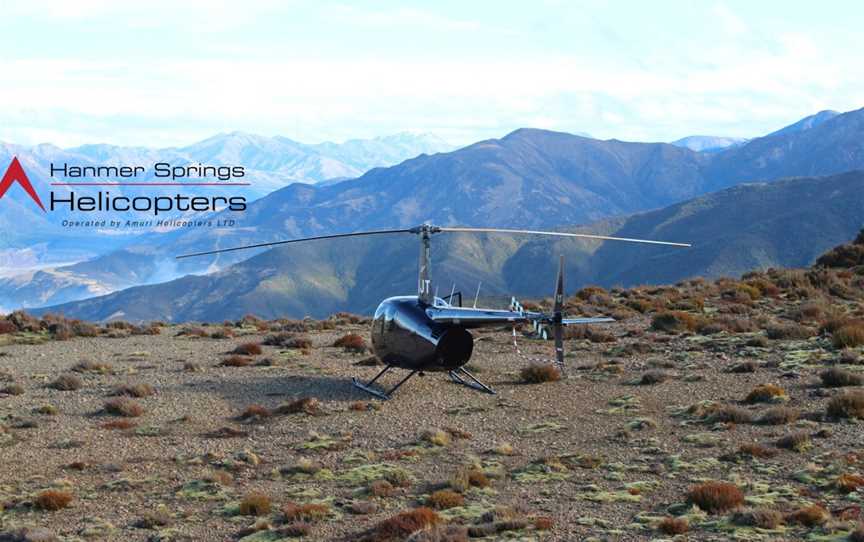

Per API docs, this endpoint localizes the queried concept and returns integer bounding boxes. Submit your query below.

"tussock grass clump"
[833,324,864,349]
[638,370,669,385]
[334,333,368,353]
[103,397,144,417]
[102,419,137,430]
[776,432,811,452]
[657,517,689,535]
[827,391,864,419]
[732,508,784,529]
[533,517,554,530]
[730,361,758,373]
[837,473,864,494]
[449,467,490,492]
[820,368,863,387]
[114,383,156,397]
[239,492,272,516]
[758,407,800,425]
[72,360,112,373]
[282,502,330,522]
[427,489,464,510]
[2,383,24,395]
[745,384,786,403]
[651,311,700,333]
[687,481,744,514]
[421,429,451,447]
[369,480,396,497]
[785,504,829,527]
[34,489,74,511]
[238,404,272,422]
[708,405,754,424]
[49,374,83,391]
[359,507,440,542]
[737,443,778,459]
[766,323,815,340]
[220,355,253,367]
[263,332,313,350]
[521,363,560,384]
[232,342,263,356]
[275,397,320,415]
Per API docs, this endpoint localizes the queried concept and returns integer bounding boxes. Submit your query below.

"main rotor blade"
[438,227,691,247]
[175,228,414,259]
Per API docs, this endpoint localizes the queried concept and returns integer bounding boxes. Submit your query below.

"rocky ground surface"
[1,235,864,541]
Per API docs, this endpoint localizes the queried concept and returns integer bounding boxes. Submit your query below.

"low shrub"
[334,333,368,353]
[427,489,464,509]
[232,342,263,356]
[657,517,689,535]
[103,398,144,417]
[238,492,271,516]
[49,374,83,391]
[820,368,863,387]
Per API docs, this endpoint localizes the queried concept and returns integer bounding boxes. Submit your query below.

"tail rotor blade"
[553,255,565,373]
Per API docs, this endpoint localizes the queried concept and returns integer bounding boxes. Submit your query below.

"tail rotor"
[553,255,565,374]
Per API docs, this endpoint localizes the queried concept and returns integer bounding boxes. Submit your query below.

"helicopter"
[178,224,690,399]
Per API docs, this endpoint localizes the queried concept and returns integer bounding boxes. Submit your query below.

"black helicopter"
[178,224,689,399]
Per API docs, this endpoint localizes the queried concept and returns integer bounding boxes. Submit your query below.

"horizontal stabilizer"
[563,317,615,325]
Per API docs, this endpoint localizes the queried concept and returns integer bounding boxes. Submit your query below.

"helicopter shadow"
[176,373,366,408]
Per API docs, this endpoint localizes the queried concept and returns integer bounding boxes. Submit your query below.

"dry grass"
[687,482,744,514]
[220,355,253,367]
[232,342,263,356]
[785,504,829,527]
[657,517,689,535]
[49,374,83,391]
[102,419,137,430]
[736,443,778,459]
[827,391,864,419]
[776,432,811,452]
[369,480,396,498]
[520,363,561,383]
[114,383,156,398]
[103,397,144,417]
[639,370,669,385]
[745,384,786,403]
[651,311,701,333]
[427,489,464,509]
[533,517,554,530]
[766,323,815,340]
[836,473,864,494]
[275,397,320,415]
[334,333,368,353]
[34,489,74,511]
[238,404,273,422]
[758,406,800,425]
[359,507,440,542]
[2,383,24,396]
[820,368,863,387]
[708,405,754,424]
[732,508,784,529]
[238,492,272,516]
[72,360,113,373]
[834,324,864,348]
[421,429,451,447]
[281,502,330,522]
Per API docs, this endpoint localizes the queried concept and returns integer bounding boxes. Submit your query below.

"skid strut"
[352,365,418,400]
[449,367,495,394]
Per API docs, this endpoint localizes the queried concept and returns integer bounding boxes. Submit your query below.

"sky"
[0,0,861,148]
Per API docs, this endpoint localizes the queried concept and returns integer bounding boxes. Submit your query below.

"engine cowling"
[370,296,473,371]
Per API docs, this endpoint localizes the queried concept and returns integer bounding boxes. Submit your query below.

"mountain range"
[7,107,864,319]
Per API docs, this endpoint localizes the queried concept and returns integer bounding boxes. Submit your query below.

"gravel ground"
[1,311,863,541]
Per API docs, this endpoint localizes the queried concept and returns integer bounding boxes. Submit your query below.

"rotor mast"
[413,223,440,305]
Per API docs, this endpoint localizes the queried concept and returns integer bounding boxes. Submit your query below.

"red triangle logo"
[0,157,45,212]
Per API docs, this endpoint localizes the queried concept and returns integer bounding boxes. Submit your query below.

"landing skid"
[449,367,495,395]
[352,365,418,400]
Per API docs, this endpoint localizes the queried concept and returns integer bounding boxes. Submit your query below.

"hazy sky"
[0,0,861,147]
